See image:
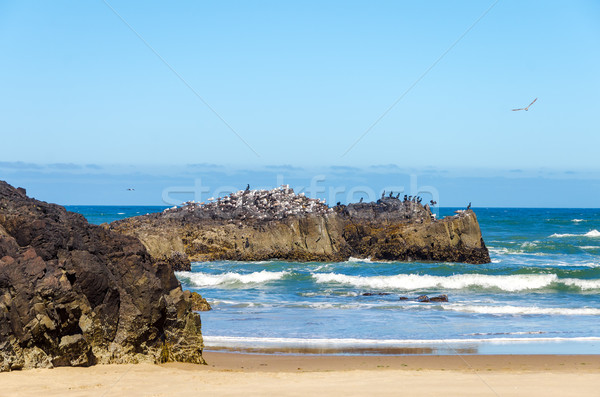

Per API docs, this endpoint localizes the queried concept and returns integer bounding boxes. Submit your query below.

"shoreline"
[199,351,600,372]
[1,353,599,397]
[202,335,600,356]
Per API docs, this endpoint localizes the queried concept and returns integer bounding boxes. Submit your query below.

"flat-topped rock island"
[111,186,490,269]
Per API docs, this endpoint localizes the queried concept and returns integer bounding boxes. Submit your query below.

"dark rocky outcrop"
[0,181,205,371]
[111,187,490,265]
[190,292,211,312]
[415,295,448,303]
[339,199,490,264]
[429,294,449,302]
[164,251,192,272]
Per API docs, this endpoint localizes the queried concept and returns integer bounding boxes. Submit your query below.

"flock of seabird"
[163,185,332,220]
[160,185,467,223]
[378,191,437,206]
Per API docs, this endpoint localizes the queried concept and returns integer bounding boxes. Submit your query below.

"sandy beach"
[2,353,599,397]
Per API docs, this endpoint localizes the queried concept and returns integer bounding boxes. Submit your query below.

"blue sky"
[1,1,599,205]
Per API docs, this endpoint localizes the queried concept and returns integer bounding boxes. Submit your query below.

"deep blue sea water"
[70,206,600,355]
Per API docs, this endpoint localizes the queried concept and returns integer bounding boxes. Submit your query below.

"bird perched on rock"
[512,98,537,111]
[467,202,471,210]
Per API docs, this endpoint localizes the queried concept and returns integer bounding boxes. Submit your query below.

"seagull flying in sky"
[127,188,135,191]
[511,98,537,111]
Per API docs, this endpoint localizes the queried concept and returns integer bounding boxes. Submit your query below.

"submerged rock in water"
[414,295,449,303]
[429,294,449,302]
[0,180,205,371]
[111,186,490,265]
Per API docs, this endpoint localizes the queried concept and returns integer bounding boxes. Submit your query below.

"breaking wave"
[312,272,600,292]
[550,229,600,238]
[446,304,600,316]
[176,270,289,287]
[203,335,600,348]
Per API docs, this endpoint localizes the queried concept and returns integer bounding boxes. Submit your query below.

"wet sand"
[1,353,599,397]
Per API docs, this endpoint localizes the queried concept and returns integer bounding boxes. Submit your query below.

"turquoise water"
[67,205,167,225]
[71,206,600,355]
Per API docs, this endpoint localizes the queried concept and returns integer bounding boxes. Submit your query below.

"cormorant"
[389,191,393,198]
[359,197,363,203]
[404,195,407,202]
[467,202,471,210]
[245,184,250,191]
[396,193,400,199]
[381,191,385,199]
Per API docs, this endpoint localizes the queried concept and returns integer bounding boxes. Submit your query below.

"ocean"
[70,206,600,355]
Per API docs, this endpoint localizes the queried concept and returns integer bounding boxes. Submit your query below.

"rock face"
[0,181,205,372]
[339,199,490,263]
[189,292,212,312]
[111,187,490,266]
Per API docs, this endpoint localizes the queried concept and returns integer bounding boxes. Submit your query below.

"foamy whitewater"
[73,206,600,355]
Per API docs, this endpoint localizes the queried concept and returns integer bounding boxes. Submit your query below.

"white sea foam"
[550,229,600,238]
[176,270,288,287]
[488,247,512,255]
[209,299,275,307]
[446,304,600,316]
[520,241,538,248]
[299,291,359,297]
[203,335,600,348]
[562,278,600,290]
[312,272,564,292]
[488,247,548,256]
[346,256,376,263]
[466,331,547,336]
[572,219,585,223]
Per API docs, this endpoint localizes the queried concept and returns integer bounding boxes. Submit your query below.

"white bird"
[512,98,537,111]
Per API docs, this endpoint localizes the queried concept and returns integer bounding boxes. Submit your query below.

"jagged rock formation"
[190,292,212,312]
[339,198,490,263]
[111,187,490,266]
[0,181,205,372]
